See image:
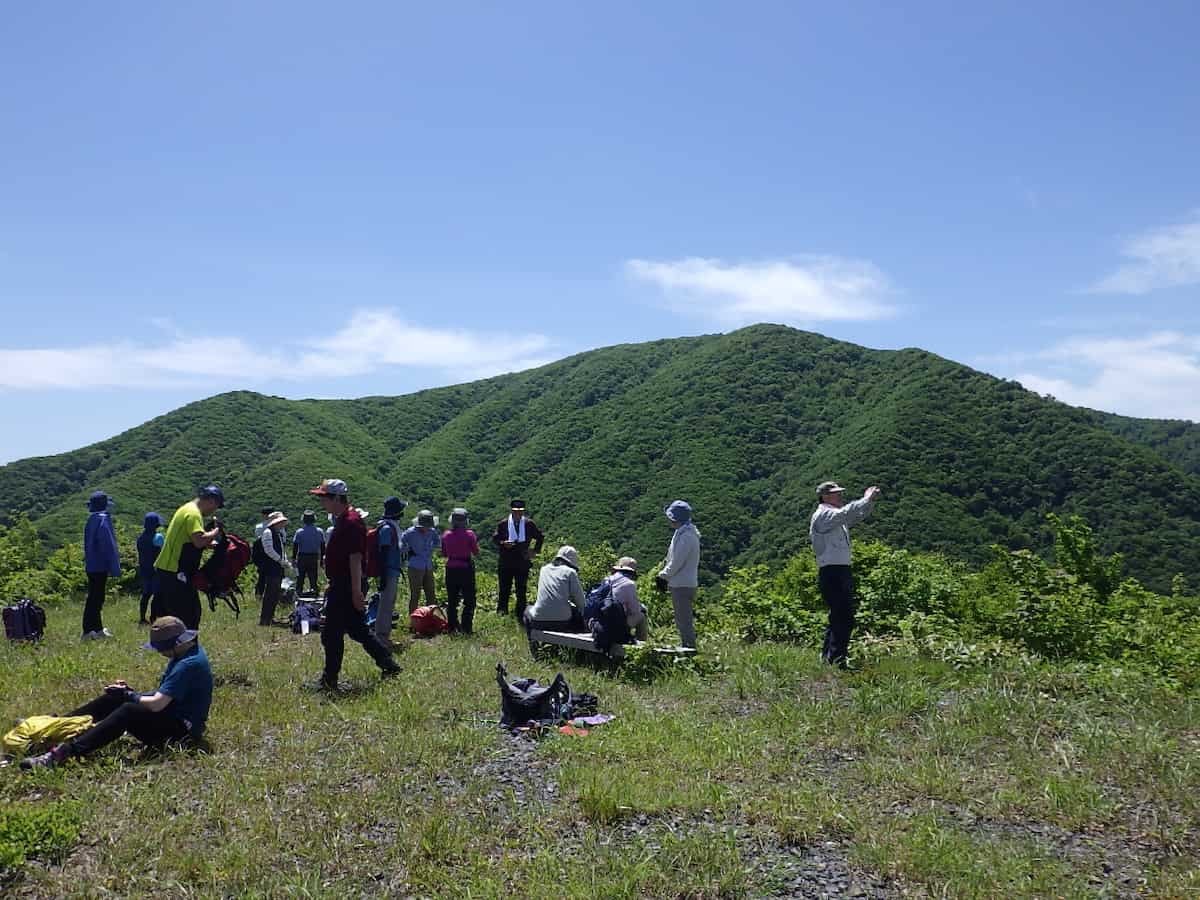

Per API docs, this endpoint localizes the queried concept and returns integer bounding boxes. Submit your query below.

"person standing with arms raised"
[491,499,544,620]
[809,481,881,669]
[309,478,400,690]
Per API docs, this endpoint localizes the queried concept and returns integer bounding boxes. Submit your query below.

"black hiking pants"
[497,565,530,618]
[321,575,398,685]
[295,553,321,596]
[260,571,283,626]
[65,692,190,757]
[819,565,855,667]
[160,575,202,631]
[445,566,476,633]
[82,572,108,634]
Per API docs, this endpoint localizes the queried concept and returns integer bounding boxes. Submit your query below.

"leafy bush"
[0,803,81,876]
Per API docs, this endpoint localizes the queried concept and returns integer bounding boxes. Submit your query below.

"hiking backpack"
[409,604,449,637]
[364,520,397,578]
[3,598,46,641]
[194,531,253,617]
[250,536,267,568]
[496,662,572,726]
[582,579,614,625]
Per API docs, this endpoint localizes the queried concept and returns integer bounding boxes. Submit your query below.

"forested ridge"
[3,324,1198,590]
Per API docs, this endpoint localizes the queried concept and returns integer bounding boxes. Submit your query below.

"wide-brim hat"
[142,616,199,651]
[555,545,580,570]
[383,496,408,517]
[612,556,638,575]
[414,510,439,527]
[265,511,288,529]
[87,491,110,512]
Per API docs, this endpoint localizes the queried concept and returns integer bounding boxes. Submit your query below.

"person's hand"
[105,680,129,692]
[865,486,882,502]
[501,540,515,549]
[654,575,669,592]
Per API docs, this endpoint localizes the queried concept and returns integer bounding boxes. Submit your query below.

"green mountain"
[3,324,1199,590]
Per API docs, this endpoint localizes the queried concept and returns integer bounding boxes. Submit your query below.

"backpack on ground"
[582,579,614,624]
[409,604,449,637]
[496,662,572,726]
[4,598,47,641]
[291,600,322,634]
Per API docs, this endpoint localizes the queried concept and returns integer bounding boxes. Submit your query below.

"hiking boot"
[20,745,68,770]
[379,665,402,680]
[315,675,339,692]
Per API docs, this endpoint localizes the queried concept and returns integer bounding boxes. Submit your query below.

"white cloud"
[0,311,556,391]
[1012,331,1200,421]
[625,256,896,325]
[1088,215,1200,294]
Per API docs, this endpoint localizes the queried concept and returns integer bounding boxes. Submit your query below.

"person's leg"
[513,567,530,621]
[67,692,125,720]
[139,574,154,624]
[444,568,463,631]
[259,573,282,626]
[150,576,170,621]
[819,566,852,666]
[182,584,202,631]
[343,598,401,673]
[374,574,398,641]
[65,702,187,758]
[254,563,266,599]
[321,592,348,687]
[497,567,513,615]
[670,587,698,649]
[407,567,424,614]
[82,572,107,635]
[302,556,320,595]
[422,567,436,606]
[462,570,477,634]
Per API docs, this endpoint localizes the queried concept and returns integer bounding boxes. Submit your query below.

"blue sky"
[2,2,1199,464]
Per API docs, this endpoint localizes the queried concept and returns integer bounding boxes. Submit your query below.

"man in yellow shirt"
[154,485,225,629]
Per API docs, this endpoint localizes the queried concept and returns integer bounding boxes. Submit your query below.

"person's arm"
[569,572,585,611]
[349,553,364,609]
[470,533,481,557]
[530,522,545,557]
[106,680,173,712]
[659,533,680,578]
[261,530,285,566]
[105,519,121,577]
[291,533,299,563]
[491,522,506,549]
[810,494,878,534]
[188,528,219,549]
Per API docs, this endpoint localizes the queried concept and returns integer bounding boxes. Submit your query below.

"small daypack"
[364,520,397,578]
[496,663,572,726]
[582,579,614,624]
[4,599,46,641]
[410,605,449,637]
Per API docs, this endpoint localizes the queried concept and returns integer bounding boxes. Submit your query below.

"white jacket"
[809,498,875,568]
[659,523,701,588]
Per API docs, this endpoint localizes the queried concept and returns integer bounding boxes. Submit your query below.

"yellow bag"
[1,715,94,757]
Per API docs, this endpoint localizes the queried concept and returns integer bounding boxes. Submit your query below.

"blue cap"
[88,491,110,512]
[198,484,225,508]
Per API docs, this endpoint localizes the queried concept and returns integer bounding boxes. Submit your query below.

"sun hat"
[308,478,349,497]
[816,481,846,497]
[415,509,438,528]
[302,510,316,524]
[142,616,199,651]
[265,511,288,529]
[450,507,469,522]
[554,545,580,570]
[612,556,638,575]
[664,500,693,524]
[87,491,110,512]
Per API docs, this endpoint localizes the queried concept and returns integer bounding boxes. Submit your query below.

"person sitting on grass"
[523,546,586,635]
[20,616,213,770]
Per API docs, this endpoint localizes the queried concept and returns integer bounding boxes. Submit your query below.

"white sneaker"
[99,628,113,638]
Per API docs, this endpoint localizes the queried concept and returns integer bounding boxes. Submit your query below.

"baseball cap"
[198,485,225,507]
[309,478,349,497]
[816,481,845,496]
[142,616,199,651]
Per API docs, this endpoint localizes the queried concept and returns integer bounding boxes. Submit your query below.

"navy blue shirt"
[157,644,213,737]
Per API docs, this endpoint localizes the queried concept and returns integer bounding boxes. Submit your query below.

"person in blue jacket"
[137,512,166,624]
[83,491,121,640]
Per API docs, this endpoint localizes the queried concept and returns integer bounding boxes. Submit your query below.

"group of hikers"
[29,477,879,770]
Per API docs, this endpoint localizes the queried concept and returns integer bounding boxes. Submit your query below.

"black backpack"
[496,663,571,726]
[4,598,47,641]
[251,536,267,567]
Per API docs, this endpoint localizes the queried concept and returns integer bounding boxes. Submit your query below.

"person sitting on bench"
[524,545,586,635]
[609,556,649,640]
[21,617,213,770]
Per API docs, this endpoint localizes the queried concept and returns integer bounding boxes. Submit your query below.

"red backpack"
[364,520,396,578]
[410,605,449,637]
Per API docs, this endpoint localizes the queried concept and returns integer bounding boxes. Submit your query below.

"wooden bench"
[528,630,698,661]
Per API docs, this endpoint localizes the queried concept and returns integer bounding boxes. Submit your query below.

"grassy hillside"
[3,324,1200,591]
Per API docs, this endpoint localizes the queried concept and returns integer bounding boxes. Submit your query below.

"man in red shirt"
[309,479,401,690]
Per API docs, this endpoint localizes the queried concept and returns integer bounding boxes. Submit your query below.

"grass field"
[2,584,1198,899]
